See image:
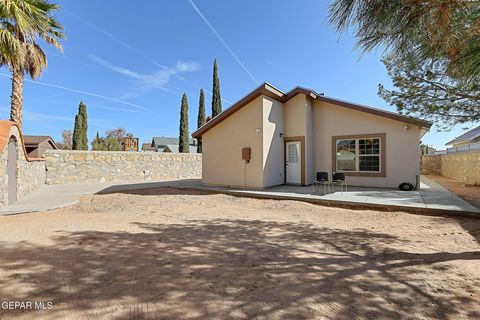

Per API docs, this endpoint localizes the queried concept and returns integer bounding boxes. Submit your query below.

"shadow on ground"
[0,219,478,319]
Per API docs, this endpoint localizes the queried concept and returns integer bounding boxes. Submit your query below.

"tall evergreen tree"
[72,101,88,150]
[211,59,222,117]
[78,101,88,150]
[72,114,83,150]
[179,93,190,153]
[197,89,206,153]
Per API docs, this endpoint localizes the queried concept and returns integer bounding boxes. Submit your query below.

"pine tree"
[197,88,206,153]
[211,59,222,117]
[78,101,88,150]
[72,114,83,150]
[179,93,190,153]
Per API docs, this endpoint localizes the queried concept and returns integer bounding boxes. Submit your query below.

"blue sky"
[0,0,473,149]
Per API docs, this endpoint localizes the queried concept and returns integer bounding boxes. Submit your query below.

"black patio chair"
[312,171,332,194]
[332,172,347,194]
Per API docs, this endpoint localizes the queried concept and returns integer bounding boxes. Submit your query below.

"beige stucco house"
[192,83,431,189]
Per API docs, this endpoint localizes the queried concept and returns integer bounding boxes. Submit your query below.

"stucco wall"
[284,94,310,184]
[422,152,480,185]
[312,100,421,188]
[0,125,46,208]
[263,97,284,187]
[44,150,202,184]
[198,96,265,188]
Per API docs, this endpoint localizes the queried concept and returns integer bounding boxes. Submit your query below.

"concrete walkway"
[0,177,479,216]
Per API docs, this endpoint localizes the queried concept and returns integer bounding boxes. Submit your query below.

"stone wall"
[421,151,480,185]
[420,155,441,175]
[44,150,202,184]
[440,151,480,185]
[0,124,46,208]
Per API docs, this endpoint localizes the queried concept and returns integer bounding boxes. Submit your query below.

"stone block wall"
[440,151,480,185]
[0,124,46,208]
[421,151,480,185]
[420,155,441,175]
[44,150,202,184]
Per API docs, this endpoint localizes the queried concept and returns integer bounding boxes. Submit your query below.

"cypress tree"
[179,93,190,153]
[211,59,222,117]
[78,101,88,150]
[197,89,206,153]
[72,114,83,150]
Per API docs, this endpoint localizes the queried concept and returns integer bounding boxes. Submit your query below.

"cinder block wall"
[44,150,202,184]
[421,151,480,185]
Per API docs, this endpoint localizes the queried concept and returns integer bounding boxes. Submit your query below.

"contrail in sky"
[188,0,259,84]
[0,73,148,111]
[64,10,169,69]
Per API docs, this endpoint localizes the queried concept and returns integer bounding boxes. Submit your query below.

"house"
[23,135,58,158]
[120,137,139,151]
[192,83,431,189]
[445,125,480,150]
[163,144,197,153]
[141,143,155,152]
[149,137,197,153]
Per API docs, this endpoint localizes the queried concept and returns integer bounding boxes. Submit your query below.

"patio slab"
[0,177,478,216]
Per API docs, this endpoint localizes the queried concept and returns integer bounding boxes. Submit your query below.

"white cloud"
[89,55,198,98]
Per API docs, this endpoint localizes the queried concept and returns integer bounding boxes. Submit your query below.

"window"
[288,143,299,163]
[335,136,382,173]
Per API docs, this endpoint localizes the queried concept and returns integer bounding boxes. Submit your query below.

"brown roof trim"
[23,135,58,149]
[192,83,284,138]
[192,83,432,138]
[315,95,432,128]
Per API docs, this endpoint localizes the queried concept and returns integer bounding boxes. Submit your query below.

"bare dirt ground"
[426,174,480,209]
[0,187,479,320]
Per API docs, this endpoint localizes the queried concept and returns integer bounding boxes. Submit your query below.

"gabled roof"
[141,143,155,151]
[151,136,195,147]
[23,135,58,149]
[163,144,198,153]
[192,82,432,138]
[445,125,480,145]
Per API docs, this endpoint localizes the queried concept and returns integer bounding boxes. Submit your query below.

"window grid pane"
[288,144,299,163]
[359,155,380,172]
[359,138,380,155]
[336,137,381,173]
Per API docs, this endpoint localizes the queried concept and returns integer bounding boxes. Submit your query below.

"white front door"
[286,141,301,184]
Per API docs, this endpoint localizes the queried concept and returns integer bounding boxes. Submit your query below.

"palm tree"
[0,0,64,128]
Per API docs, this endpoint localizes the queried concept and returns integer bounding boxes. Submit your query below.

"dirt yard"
[0,187,479,320]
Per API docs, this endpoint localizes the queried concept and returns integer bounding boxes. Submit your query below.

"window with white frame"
[335,137,381,172]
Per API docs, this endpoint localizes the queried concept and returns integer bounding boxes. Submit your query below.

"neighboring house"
[141,143,155,152]
[192,82,431,189]
[445,125,480,152]
[23,135,58,158]
[149,137,196,153]
[120,137,139,151]
[163,144,197,153]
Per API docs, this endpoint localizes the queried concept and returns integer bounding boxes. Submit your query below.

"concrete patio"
[0,176,478,216]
